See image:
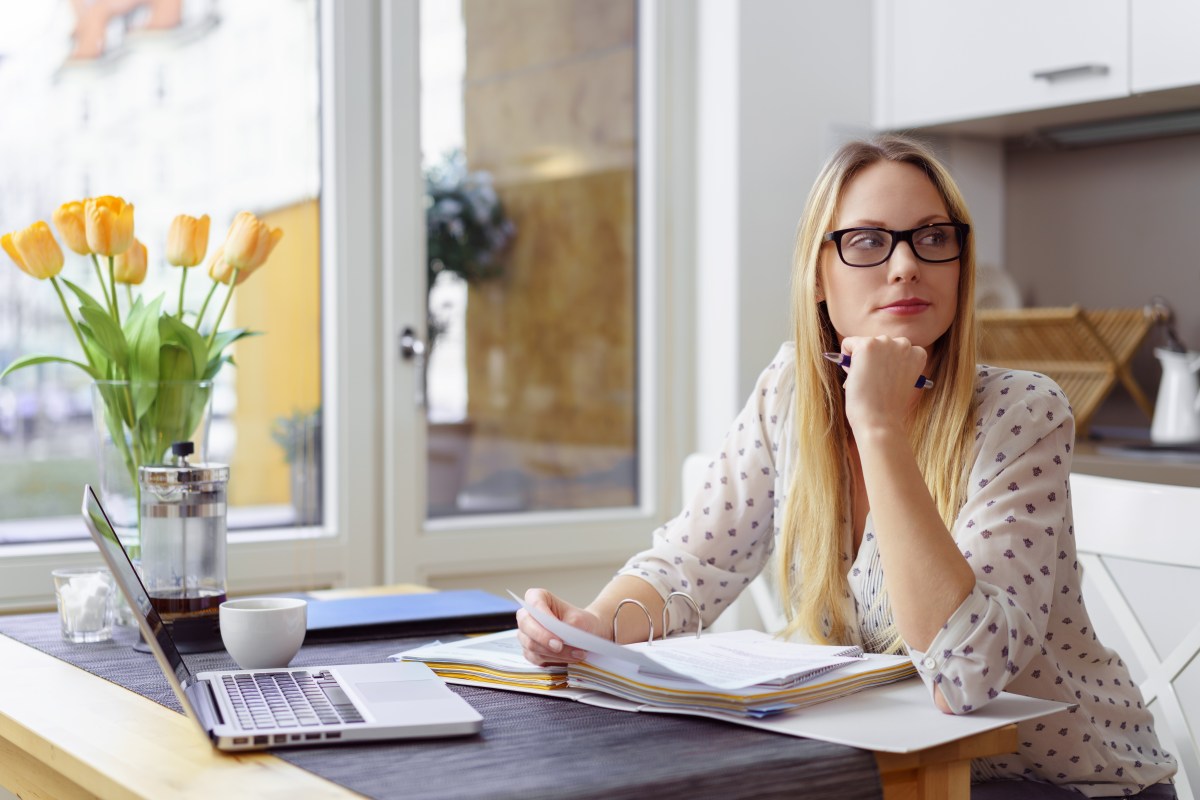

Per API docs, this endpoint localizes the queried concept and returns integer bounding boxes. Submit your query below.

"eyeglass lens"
[838,225,963,267]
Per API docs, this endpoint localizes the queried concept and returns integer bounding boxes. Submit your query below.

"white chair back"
[681,453,787,634]
[1073,473,1200,800]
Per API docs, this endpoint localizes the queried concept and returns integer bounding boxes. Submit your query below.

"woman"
[516,135,1177,798]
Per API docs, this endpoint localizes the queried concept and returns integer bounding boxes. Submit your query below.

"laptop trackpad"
[356,680,433,703]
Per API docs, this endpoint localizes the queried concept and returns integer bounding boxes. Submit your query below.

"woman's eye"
[845,231,887,250]
[915,227,949,248]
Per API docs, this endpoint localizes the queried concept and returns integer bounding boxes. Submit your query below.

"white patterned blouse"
[619,342,1175,796]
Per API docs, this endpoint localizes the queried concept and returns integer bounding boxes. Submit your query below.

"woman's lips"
[879,299,931,316]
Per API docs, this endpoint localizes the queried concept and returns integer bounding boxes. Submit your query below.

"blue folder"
[295,590,519,640]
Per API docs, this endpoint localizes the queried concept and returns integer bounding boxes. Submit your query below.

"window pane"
[421,0,639,518]
[0,0,322,542]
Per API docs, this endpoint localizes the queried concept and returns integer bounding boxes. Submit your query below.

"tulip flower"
[52,201,91,255]
[2,221,65,280]
[2,220,93,376]
[222,211,283,272]
[114,238,148,285]
[168,213,210,318]
[167,213,210,268]
[84,195,135,257]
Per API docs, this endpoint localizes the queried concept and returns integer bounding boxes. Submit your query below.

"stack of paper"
[570,632,916,718]
[398,627,915,718]
[400,629,568,691]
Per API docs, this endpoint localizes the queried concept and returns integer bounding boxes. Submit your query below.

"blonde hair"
[778,135,978,650]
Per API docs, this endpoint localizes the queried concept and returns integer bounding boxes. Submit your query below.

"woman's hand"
[516,587,605,666]
[838,335,928,436]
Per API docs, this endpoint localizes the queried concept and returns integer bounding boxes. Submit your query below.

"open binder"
[395,591,916,719]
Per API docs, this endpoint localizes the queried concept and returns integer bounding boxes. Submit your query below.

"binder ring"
[612,599,654,645]
[662,591,703,641]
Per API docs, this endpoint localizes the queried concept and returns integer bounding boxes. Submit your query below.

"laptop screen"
[82,485,194,690]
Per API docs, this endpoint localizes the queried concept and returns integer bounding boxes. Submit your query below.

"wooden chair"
[1073,473,1200,799]
[682,453,787,634]
[977,307,1157,436]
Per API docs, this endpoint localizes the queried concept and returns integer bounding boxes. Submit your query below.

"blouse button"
[922,657,937,670]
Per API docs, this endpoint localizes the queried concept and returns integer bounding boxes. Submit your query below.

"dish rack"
[976,306,1159,435]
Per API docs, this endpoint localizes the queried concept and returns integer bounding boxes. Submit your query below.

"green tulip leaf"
[207,327,260,361]
[159,314,207,379]
[203,354,234,380]
[61,278,109,317]
[80,306,129,372]
[126,296,163,390]
[0,353,98,381]
[76,322,112,380]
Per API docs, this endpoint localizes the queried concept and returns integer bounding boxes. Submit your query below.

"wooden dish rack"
[976,306,1160,435]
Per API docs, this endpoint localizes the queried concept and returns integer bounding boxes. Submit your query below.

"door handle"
[1032,64,1110,82]
[398,326,427,408]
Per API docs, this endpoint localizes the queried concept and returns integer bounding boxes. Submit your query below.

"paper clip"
[612,591,703,645]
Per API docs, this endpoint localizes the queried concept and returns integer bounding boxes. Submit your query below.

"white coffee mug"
[219,598,308,669]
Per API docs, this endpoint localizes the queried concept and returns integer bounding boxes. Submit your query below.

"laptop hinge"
[186,679,224,730]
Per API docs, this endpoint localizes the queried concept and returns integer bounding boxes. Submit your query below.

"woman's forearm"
[854,426,974,651]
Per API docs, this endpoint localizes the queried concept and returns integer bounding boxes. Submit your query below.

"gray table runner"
[0,613,883,800]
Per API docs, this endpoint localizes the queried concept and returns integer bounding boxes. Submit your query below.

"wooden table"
[0,630,1015,800]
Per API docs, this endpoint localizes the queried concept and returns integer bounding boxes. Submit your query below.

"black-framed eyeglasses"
[822,222,970,268]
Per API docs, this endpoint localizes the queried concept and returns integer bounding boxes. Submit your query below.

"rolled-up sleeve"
[619,345,794,634]
[907,370,1075,714]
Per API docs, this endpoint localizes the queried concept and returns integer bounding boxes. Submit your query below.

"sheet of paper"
[642,679,1075,753]
[512,591,869,691]
[510,591,672,674]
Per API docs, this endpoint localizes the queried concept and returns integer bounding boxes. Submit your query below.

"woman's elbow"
[933,685,955,715]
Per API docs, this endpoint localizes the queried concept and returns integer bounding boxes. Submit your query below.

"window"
[0,0,322,544]
[419,0,640,520]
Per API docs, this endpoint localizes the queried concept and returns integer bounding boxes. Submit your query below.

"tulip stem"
[206,268,240,350]
[177,266,189,319]
[50,276,97,374]
[196,280,220,331]
[126,284,134,309]
[91,253,115,318]
[108,257,121,328]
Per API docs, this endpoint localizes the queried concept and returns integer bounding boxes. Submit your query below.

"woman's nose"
[886,240,921,283]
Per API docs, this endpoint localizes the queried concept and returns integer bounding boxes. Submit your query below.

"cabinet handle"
[1032,64,1110,82]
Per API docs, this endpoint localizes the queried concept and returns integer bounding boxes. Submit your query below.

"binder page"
[514,593,866,691]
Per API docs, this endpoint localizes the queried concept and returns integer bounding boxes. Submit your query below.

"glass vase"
[90,380,214,560]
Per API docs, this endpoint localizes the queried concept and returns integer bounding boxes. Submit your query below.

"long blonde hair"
[778,135,978,650]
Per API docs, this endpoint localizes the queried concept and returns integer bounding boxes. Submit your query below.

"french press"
[138,441,229,652]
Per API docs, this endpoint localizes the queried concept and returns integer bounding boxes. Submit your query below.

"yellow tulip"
[205,245,251,286]
[84,195,135,256]
[222,211,283,272]
[166,213,210,267]
[52,201,91,255]
[114,238,148,285]
[1,221,65,280]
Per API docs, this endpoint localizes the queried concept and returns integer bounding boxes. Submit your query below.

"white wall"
[695,0,874,454]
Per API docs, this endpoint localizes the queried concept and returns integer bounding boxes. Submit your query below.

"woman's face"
[819,160,961,348]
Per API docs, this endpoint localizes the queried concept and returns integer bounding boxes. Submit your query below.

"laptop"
[81,485,483,751]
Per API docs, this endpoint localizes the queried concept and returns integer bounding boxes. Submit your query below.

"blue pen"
[822,352,934,390]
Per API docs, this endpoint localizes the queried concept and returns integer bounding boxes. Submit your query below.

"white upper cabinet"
[1131,0,1200,93]
[874,0,1129,129]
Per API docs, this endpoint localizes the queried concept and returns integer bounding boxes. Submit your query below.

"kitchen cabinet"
[1131,0,1200,93]
[874,0,1128,129]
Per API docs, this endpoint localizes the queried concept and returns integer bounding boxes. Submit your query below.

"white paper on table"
[511,591,868,691]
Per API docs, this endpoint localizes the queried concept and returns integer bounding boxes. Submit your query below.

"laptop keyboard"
[222,670,366,730]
